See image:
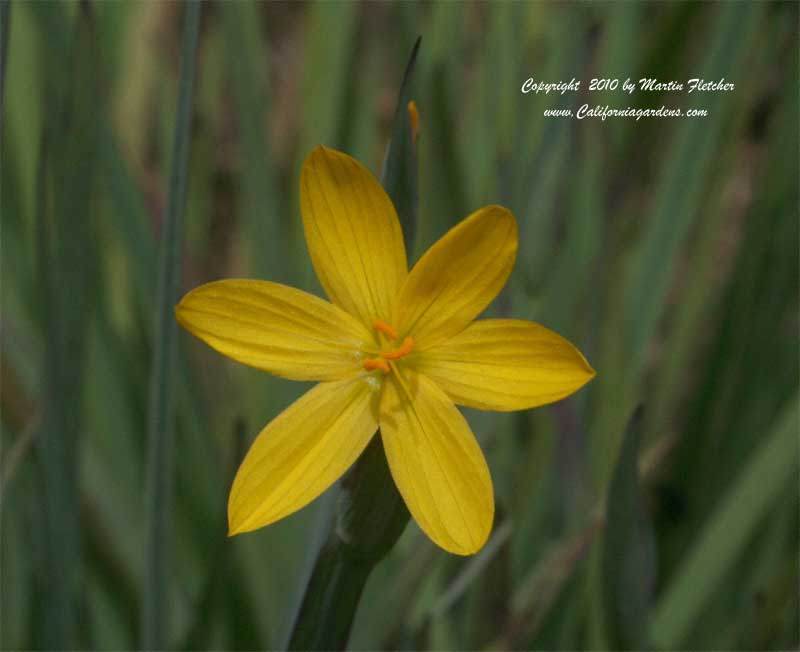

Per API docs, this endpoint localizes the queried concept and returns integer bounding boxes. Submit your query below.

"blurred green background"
[2,1,798,650]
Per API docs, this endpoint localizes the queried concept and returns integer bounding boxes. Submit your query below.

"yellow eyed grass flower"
[175,146,595,555]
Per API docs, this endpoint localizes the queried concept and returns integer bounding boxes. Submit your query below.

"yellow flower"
[176,146,595,555]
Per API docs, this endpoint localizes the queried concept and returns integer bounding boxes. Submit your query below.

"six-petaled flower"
[176,146,595,555]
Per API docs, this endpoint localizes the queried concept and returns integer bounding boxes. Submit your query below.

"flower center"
[363,320,415,374]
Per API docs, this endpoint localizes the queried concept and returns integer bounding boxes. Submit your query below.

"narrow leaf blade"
[142,2,201,648]
[602,407,657,649]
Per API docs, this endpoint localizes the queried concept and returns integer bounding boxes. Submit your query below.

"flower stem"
[287,436,409,650]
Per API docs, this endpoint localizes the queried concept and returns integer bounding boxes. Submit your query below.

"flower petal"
[176,279,372,382]
[300,146,408,326]
[393,206,517,349]
[228,375,380,535]
[417,319,596,411]
[379,369,494,555]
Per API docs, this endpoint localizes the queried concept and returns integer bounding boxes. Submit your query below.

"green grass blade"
[430,520,512,621]
[650,395,799,647]
[0,0,10,146]
[297,1,357,154]
[592,0,764,496]
[641,34,784,446]
[294,1,358,287]
[35,3,100,646]
[540,125,602,338]
[602,408,656,649]
[513,8,583,294]
[413,2,464,251]
[34,126,74,650]
[141,2,201,648]
[625,2,762,373]
[381,35,421,257]
[220,1,281,282]
[97,124,157,308]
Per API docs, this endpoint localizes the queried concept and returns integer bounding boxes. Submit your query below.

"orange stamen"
[363,358,390,374]
[408,100,420,143]
[373,319,399,341]
[380,336,415,360]
[364,323,414,373]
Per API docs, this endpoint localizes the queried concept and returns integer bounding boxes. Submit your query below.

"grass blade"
[430,520,512,621]
[650,395,799,647]
[625,2,762,373]
[602,407,656,649]
[592,0,763,496]
[34,3,100,646]
[381,35,421,257]
[0,0,10,148]
[220,1,281,282]
[291,1,358,291]
[141,2,201,648]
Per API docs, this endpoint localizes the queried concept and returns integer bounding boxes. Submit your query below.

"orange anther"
[373,319,399,341]
[380,336,415,360]
[363,358,390,374]
[408,100,420,143]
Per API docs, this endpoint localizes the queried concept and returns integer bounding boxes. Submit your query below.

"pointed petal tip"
[455,528,492,556]
[227,516,250,537]
[436,511,493,556]
[484,203,518,227]
[173,301,188,328]
[300,143,408,324]
[174,288,198,325]
[224,376,380,541]
[485,203,515,215]
[302,145,328,169]
[453,542,485,557]
[569,355,597,395]
[394,205,519,347]
[227,502,252,538]
[564,333,596,384]
[308,144,335,160]
[381,371,495,557]
[577,351,598,382]
[227,508,239,537]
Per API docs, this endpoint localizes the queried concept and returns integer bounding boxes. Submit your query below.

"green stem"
[141,2,201,649]
[288,543,374,650]
[287,436,410,650]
